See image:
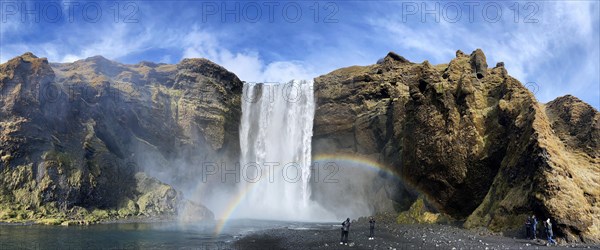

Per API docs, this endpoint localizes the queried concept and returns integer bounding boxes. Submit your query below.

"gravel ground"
[232,215,600,250]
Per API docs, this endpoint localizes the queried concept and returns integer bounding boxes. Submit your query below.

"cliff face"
[0,53,242,223]
[1,50,597,242]
[313,50,600,242]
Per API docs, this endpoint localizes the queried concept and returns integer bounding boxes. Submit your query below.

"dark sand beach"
[232,216,600,250]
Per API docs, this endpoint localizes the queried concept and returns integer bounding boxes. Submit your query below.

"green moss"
[38,203,58,216]
[67,169,83,187]
[464,172,531,232]
[70,206,89,219]
[0,153,177,224]
[1,154,13,163]
[137,184,171,214]
[396,197,449,224]
[91,209,109,219]
[4,165,39,208]
[0,206,38,223]
[43,150,75,173]
[434,63,449,71]
[117,199,138,217]
[85,209,110,222]
[435,82,445,94]
[37,218,64,225]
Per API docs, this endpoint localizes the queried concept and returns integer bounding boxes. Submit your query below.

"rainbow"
[213,178,257,235]
[213,153,404,235]
[312,153,402,180]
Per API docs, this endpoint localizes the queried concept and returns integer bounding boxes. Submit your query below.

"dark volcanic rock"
[0,53,242,223]
[385,52,410,64]
[469,48,488,79]
[312,49,600,243]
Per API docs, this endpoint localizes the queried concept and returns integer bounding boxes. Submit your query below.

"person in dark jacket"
[340,218,351,245]
[545,218,557,245]
[531,215,538,240]
[525,216,532,239]
[368,217,375,240]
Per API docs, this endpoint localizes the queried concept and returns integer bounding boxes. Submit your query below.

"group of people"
[339,214,559,246]
[339,217,376,245]
[525,215,557,246]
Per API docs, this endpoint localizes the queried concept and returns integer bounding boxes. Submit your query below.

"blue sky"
[1,0,598,108]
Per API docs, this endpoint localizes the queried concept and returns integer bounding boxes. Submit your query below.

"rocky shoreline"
[0,214,180,226]
[232,216,600,250]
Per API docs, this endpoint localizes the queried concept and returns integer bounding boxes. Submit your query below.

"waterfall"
[236,80,319,220]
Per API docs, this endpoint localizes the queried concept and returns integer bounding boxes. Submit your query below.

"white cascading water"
[235,80,330,221]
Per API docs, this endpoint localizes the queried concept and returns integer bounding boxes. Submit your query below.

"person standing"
[545,218,557,246]
[340,218,351,245]
[531,215,538,240]
[369,217,375,240]
[525,216,532,239]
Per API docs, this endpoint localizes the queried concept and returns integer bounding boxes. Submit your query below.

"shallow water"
[0,219,335,249]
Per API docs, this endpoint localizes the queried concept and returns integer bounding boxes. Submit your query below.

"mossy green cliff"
[312,49,599,243]
[0,53,242,224]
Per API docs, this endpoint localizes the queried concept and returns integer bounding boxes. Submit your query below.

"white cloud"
[553,1,593,38]
[181,29,316,83]
[0,16,25,62]
[59,23,156,62]
[1,1,596,108]
[368,1,599,106]
[1,20,317,84]
[262,61,314,83]
[368,18,457,63]
[1,22,155,63]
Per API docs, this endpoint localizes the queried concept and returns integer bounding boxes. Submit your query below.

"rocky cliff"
[312,49,599,242]
[1,50,597,242]
[0,53,242,224]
